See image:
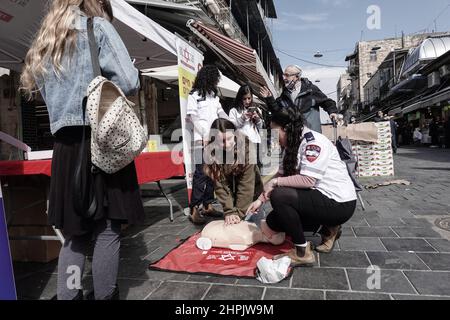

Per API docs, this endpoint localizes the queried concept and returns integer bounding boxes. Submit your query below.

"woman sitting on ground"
[247,106,357,267]
[204,118,263,226]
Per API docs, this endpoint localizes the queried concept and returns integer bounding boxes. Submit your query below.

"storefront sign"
[0,180,17,300]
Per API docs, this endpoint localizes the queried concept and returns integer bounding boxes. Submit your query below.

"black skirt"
[48,126,145,237]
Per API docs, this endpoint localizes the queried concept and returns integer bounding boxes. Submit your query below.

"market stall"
[0,0,200,272]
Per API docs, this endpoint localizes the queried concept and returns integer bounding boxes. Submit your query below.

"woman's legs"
[92,219,121,300]
[56,219,121,300]
[57,233,90,300]
[266,189,316,266]
[267,187,356,248]
[266,188,308,245]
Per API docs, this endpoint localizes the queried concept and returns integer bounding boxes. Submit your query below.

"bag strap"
[87,17,101,78]
[72,17,99,219]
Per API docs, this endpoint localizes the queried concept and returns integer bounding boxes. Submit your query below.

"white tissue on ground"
[256,256,291,284]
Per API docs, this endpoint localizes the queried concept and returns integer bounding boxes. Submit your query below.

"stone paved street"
[13,146,450,300]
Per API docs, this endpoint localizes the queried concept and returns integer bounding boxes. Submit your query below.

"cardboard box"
[358,161,394,167]
[378,132,392,139]
[356,152,393,160]
[377,125,391,131]
[374,122,390,129]
[350,124,394,178]
[378,138,392,145]
[372,154,394,161]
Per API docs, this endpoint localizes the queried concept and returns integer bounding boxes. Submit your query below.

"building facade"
[343,33,443,115]
[336,73,351,113]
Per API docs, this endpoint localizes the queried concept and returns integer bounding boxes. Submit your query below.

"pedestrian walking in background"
[414,127,423,145]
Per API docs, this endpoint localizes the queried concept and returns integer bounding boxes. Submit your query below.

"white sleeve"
[216,99,229,120]
[186,94,198,116]
[186,94,205,139]
[299,141,331,180]
[229,108,245,128]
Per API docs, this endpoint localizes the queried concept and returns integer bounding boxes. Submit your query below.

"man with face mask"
[261,65,338,133]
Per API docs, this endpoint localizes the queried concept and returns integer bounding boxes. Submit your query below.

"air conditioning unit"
[439,65,450,77]
[205,0,220,15]
[428,71,441,88]
[223,23,234,36]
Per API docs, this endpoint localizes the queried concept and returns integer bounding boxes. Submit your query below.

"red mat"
[149,233,294,278]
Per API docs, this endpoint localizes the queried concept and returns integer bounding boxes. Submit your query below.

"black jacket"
[265,78,337,133]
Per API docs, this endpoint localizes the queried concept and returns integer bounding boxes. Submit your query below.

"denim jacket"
[37,15,140,135]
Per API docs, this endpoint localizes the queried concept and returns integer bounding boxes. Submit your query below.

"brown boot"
[315,225,342,253]
[202,203,221,217]
[188,206,206,225]
[273,242,316,267]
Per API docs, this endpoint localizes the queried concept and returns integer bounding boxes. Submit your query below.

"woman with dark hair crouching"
[246,106,357,267]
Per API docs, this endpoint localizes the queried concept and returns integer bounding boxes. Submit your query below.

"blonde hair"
[20,0,113,99]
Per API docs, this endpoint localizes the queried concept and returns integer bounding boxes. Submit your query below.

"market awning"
[0,1,45,71]
[142,65,263,102]
[142,65,240,98]
[187,20,277,96]
[127,0,206,14]
[401,87,450,115]
[402,36,450,77]
[0,0,178,72]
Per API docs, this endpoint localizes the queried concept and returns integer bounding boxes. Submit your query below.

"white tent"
[143,65,242,99]
[0,0,178,71]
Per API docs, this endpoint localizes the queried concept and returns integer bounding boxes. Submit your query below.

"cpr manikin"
[199,220,286,251]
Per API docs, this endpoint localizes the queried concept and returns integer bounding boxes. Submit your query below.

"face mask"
[285,79,298,92]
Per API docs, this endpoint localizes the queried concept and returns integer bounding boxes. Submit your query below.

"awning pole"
[247,5,250,43]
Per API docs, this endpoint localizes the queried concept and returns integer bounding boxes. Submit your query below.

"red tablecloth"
[0,152,185,185]
[134,151,185,184]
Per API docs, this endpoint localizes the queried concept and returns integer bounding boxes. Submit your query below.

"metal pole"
[393,51,396,84]
[229,0,232,23]
[247,4,250,43]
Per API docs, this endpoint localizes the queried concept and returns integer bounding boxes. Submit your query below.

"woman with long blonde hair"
[21,0,144,300]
